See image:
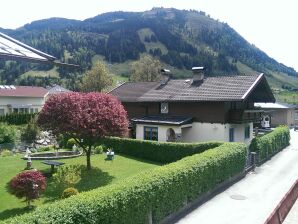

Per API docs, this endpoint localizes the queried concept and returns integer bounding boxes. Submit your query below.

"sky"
[1,0,298,71]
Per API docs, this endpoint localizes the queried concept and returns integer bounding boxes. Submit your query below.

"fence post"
[251,152,257,171]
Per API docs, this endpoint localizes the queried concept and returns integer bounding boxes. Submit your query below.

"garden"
[0,92,291,223]
[0,151,160,220]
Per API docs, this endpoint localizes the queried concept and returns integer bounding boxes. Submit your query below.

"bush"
[93,145,105,154]
[57,134,68,148]
[37,145,55,152]
[66,138,77,149]
[0,113,36,125]
[61,187,79,199]
[250,125,290,161]
[9,170,46,207]
[101,137,222,163]
[0,149,13,157]
[53,165,82,191]
[21,116,40,143]
[0,123,18,144]
[3,143,246,223]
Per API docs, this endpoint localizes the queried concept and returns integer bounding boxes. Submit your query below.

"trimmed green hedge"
[250,126,290,161]
[2,143,246,224]
[0,113,37,125]
[101,137,222,163]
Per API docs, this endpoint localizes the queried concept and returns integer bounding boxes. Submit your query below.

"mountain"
[1,8,298,94]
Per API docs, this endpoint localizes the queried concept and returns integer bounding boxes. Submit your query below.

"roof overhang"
[131,115,193,126]
[242,73,275,103]
[0,32,79,68]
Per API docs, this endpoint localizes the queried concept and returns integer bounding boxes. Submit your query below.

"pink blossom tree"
[38,92,128,170]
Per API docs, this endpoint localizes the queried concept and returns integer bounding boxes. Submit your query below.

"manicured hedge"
[0,113,37,125]
[2,143,246,224]
[101,137,222,163]
[250,126,290,161]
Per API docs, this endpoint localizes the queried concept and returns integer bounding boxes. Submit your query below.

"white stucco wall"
[0,96,45,114]
[228,122,253,145]
[181,123,227,142]
[136,122,253,145]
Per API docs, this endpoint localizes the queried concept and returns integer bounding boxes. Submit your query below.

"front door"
[229,128,235,142]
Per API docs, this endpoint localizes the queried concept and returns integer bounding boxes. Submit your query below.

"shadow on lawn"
[44,165,114,203]
[117,153,164,166]
[0,206,34,221]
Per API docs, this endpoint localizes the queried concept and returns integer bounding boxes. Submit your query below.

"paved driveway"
[176,129,298,224]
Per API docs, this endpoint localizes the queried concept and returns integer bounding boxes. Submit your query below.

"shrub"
[0,149,13,157]
[52,165,82,191]
[9,170,46,207]
[37,145,55,152]
[3,143,246,223]
[101,137,222,163]
[0,123,18,144]
[250,125,290,161]
[57,134,68,148]
[66,138,77,149]
[61,187,79,199]
[0,113,36,125]
[93,145,105,154]
[21,116,40,143]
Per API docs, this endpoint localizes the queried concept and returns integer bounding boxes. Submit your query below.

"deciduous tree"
[9,171,46,207]
[131,55,163,82]
[37,92,128,170]
[80,61,114,92]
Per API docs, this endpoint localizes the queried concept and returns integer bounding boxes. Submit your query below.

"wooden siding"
[123,102,227,123]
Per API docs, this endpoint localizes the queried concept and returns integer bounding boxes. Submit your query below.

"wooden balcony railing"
[228,109,263,123]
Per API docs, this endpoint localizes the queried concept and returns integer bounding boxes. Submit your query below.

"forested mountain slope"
[1,8,298,93]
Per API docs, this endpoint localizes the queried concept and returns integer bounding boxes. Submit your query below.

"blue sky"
[1,0,298,71]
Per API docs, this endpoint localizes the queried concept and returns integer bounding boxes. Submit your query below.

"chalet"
[0,85,48,115]
[110,68,275,144]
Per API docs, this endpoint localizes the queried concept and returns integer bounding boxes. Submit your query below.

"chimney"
[160,69,172,85]
[192,67,205,84]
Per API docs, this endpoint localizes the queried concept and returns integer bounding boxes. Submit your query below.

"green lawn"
[0,153,160,220]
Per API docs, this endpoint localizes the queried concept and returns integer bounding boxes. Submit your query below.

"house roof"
[110,74,275,102]
[255,102,297,109]
[47,84,71,95]
[0,85,48,98]
[131,115,193,126]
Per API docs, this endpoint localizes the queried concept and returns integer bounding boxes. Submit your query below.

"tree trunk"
[86,146,92,170]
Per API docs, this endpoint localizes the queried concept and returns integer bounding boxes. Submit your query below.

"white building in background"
[255,102,297,127]
[0,85,48,115]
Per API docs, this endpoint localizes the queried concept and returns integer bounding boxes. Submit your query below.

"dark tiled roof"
[110,74,269,102]
[110,82,160,102]
[131,115,193,125]
[0,86,48,97]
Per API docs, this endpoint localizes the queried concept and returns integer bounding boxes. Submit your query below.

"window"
[245,126,250,139]
[30,108,34,114]
[13,108,18,113]
[229,128,234,142]
[160,102,169,114]
[144,126,158,141]
[0,109,4,116]
[34,108,39,113]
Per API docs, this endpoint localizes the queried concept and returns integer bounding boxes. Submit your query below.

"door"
[229,128,235,142]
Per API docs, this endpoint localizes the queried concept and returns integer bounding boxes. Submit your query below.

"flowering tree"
[9,171,46,207]
[38,92,128,170]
